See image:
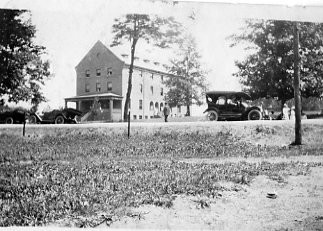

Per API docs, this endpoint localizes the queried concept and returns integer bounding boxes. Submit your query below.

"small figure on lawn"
[163,103,171,122]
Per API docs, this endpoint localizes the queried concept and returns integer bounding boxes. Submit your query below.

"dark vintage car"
[0,109,28,124]
[29,108,82,124]
[204,91,263,121]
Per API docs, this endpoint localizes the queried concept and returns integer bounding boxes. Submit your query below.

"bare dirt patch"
[108,166,323,231]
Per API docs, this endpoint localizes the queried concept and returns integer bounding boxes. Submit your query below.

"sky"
[1,0,323,112]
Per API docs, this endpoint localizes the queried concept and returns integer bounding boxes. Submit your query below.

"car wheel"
[55,115,65,124]
[28,115,37,124]
[248,109,262,120]
[5,117,14,124]
[208,110,219,121]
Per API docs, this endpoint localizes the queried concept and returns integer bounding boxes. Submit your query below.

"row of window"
[85,82,112,92]
[85,67,112,77]
[84,68,165,81]
[138,71,164,81]
[129,100,164,111]
[139,83,163,96]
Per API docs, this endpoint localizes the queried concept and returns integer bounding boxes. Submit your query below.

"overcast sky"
[1,0,323,111]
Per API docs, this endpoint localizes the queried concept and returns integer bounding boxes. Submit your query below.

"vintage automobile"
[204,91,263,121]
[0,108,28,124]
[29,108,82,124]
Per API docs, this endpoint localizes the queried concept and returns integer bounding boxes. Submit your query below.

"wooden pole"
[293,21,302,145]
[23,112,26,137]
[128,111,130,138]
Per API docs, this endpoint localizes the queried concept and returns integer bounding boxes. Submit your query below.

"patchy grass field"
[0,120,323,230]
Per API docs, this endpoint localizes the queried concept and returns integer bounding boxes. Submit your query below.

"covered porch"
[65,93,123,122]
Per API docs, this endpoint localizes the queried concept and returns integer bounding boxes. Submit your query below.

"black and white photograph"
[1,0,323,230]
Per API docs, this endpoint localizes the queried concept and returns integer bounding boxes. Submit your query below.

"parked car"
[0,108,28,124]
[204,91,263,121]
[29,108,82,124]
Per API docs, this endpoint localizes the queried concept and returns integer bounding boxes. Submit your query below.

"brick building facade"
[65,40,188,121]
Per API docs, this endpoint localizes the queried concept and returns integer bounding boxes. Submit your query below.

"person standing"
[163,103,171,122]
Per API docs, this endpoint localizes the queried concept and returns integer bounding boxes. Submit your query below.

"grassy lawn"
[1,122,323,227]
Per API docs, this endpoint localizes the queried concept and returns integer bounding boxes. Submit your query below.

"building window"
[107,82,112,91]
[161,75,164,82]
[145,116,148,119]
[150,101,154,111]
[178,105,181,113]
[133,115,137,120]
[96,68,101,77]
[107,67,112,76]
[150,86,153,95]
[140,84,143,93]
[151,73,154,79]
[85,83,90,92]
[96,82,101,92]
[160,88,163,96]
[155,102,159,112]
[139,115,142,119]
[140,71,143,77]
[85,70,90,77]
[160,103,164,111]
[139,100,143,109]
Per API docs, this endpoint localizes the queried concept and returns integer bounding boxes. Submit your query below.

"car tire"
[207,110,219,121]
[248,109,262,120]
[5,117,14,124]
[28,115,37,124]
[55,115,65,124]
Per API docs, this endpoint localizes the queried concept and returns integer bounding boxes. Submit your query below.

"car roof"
[206,91,251,99]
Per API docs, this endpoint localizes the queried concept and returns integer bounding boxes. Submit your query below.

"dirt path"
[108,166,323,230]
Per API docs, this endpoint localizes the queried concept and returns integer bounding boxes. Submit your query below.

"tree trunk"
[123,22,138,121]
[186,104,190,116]
[293,22,302,145]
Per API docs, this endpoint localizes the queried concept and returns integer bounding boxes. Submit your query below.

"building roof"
[65,92,123,101]
[105,41,172,74]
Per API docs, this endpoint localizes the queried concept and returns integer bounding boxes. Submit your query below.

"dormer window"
[121,54,129,59]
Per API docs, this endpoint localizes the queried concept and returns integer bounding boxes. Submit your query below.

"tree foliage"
[0,9,51,108]
[111,14,182,121]
[230,19,323,108]
[164,35,208,116]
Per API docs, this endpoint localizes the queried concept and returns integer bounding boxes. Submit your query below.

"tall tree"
[164,35,208,116]
[0,9,51,109]
[111,14,182,121]
[229,19,323,111]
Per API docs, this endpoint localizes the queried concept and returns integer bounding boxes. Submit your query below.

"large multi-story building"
[65,40,187,121]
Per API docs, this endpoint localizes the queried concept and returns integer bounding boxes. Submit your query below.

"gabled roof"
[75,40,124,69]
[76,40,171,74]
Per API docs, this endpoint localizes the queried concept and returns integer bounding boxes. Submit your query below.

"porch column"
[77,101,81,111]
[109,99,113,121]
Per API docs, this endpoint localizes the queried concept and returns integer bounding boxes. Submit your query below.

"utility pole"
[293,21,302,145]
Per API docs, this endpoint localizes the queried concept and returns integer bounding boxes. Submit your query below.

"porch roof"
[65,93,123,102]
